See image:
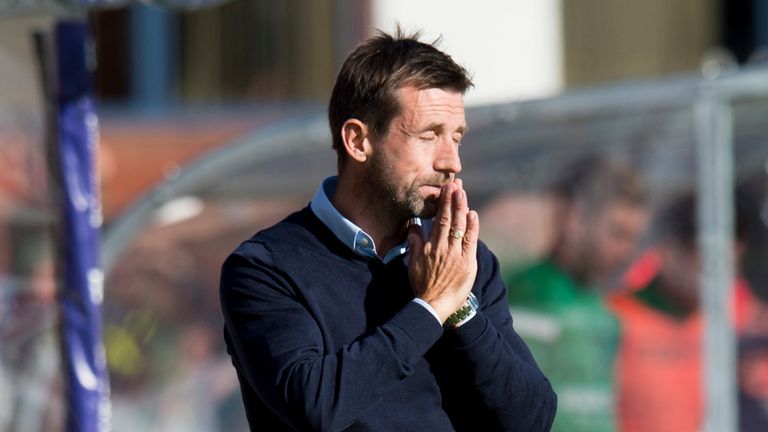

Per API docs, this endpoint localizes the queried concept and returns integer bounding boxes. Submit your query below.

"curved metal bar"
[101,112,328,273]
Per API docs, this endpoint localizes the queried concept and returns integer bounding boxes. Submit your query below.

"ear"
[340,119,372,163]
[563,202,586,236]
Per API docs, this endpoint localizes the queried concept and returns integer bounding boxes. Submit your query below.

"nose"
[434,137,462,175]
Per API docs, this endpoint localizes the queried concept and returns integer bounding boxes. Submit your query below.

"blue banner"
[0,0,234,16]
[55,20,111,432]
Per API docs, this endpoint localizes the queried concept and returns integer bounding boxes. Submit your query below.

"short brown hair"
[553,155,649,209]
[328,28,473,167]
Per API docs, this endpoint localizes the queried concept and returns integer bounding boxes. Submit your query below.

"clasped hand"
[407,179,479,324]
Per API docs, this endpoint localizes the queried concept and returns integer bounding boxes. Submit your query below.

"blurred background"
[2,0,768,431]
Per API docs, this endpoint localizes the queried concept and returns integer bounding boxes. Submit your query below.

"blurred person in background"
[608,191,767,432]
[220,29,556,431]
[0,109,62,431]
[735,171,768,332]
[738,336,768,432]
[0,232,62,432]
[735,172,768,431]
[105,235,247,431]
[506,156,650,432]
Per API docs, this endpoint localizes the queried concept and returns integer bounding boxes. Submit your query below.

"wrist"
[419,297,460,323]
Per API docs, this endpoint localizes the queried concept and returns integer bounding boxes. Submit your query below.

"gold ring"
[449,228,464,240]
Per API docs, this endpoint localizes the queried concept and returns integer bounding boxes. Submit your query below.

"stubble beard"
[559,234,599,287]
[364,152,441,223]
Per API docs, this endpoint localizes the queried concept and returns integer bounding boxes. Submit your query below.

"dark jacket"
[220,207,556,431]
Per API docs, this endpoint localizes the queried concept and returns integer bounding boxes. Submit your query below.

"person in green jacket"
[506,156,650,432]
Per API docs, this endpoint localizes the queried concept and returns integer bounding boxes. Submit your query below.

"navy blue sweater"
[220,207,556,431]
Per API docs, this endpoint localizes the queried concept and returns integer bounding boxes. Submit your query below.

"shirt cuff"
[411,298,442,324]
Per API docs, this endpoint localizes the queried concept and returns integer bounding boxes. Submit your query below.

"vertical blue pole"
[756,0,768,50]
[55,20,112,432]
[130,3,176,111]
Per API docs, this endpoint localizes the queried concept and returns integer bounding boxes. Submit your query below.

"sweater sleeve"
[219,242,444,431]
[448,242,558,431]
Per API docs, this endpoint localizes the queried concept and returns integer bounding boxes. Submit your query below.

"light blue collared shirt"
[309,176,410,264]
[309,176,442,323]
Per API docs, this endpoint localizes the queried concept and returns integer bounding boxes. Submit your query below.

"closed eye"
[420,131,438,141]
[453,133,464,146]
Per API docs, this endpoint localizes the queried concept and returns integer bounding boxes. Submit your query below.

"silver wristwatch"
[444,292,479,328]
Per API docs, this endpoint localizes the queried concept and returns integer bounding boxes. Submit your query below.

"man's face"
[364,86,467,219]
[566,200,648,284]
[658,240,701,309]
[591,201,649,278]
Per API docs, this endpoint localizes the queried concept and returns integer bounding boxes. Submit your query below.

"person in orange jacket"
[608,191,767,432]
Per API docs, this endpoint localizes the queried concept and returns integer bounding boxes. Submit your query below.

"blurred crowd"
[502,156,768,432]
[0,108,64,431]
[2,105,768,432]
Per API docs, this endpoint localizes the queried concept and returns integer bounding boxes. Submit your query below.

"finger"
[429,182,455,244]
[454,177,463,191]
[449,186,468,246]
[462,210,480,258]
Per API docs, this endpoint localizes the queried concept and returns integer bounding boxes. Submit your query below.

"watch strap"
[444,292,479,328]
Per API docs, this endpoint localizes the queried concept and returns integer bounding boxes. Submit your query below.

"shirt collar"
[310,176,422,264]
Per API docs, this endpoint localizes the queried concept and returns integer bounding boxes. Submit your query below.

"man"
[738,336,768,432]
[220,30,556,431]
[608,191,761,432]
[505,156,649,432]
[542,156,650,289]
